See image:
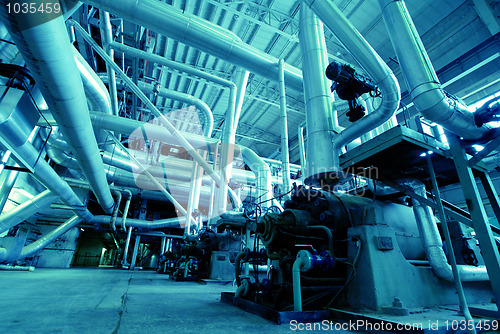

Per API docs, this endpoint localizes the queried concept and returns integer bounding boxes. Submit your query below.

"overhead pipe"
[89,112,218,149]
[298,125,306,179]
[18,215,82,260]
[0,9,115,214]
[105,41,237,212]
[99,11,120,118]
[81,0,304,92]
[302,0,401,179]
[401,179,489,281]
[67,20,229,197]
[0,190,59,234]
[378,0,491,141]
[106,75,214,137]
[278,59,291,198]
[43,138,249,209]
[92,215,185,229]
[241,147,283,210]
[298,6,340,184]
[0,112,93,223]
[72,45,121,154]
[233,68,250,133]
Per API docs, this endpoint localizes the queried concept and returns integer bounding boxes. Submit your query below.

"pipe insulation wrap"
[82,0,304,92]
[302,0,400,172]
[0,8,114,213]
[402,179,489,281]
[378,0,490,140]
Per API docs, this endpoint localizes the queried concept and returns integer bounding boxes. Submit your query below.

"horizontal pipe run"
[92,215,185,229]
[105,75,214,137]
[81,0,304,92]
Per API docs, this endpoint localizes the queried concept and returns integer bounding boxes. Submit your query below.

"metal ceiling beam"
[473,0,500,35]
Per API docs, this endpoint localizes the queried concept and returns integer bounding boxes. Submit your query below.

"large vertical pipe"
[298,125,306,179]
[0,8,115,213]
[100,11,120,118]
[302,0,400,179]
[233,68,250,132]
[278,59,291,197]
[298,7,338,184]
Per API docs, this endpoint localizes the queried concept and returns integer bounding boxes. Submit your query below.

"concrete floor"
[0,268,367,334]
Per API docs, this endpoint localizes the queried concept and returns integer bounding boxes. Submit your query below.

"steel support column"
[130,234,141,270]
[448,133,500,311]
[426,155,476,330]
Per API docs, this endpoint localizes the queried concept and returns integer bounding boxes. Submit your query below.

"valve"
[325,61,377,123]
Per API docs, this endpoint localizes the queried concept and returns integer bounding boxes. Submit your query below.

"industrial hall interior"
[1,0,500,333]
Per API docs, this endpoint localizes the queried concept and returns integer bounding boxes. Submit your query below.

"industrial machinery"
[160,229,241,281]
[229,180,497,319]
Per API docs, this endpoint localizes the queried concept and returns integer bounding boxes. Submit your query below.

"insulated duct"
[298,6,339,184]
[378,0,490,140]
[241,147,283,210]
[81,0,304,92]
[302,0,400,180]
[18,215,82,259]
[92,215,185,229]
[0,7,115,213]
[0,190,59,234]
[402,179,489,281]
[106,76,214,137]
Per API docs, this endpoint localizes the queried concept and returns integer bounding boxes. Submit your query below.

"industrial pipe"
[92,215,185,229]
[298,7,339,184]
[99,11,119,118]
[378,0,490,140]
[67,20,226,194]
[402,179,489,281]
[109,190,122,232]
[104,75,214,137]
[0,9,115,213]
[121,189,132,231]
[0,118,93,222]
[105,41,237,211]
[81,0,304,92]
[302,0,401,179]
[18,215,82,259]
[0,190,59,234]
[241,147,283,210]
[278,59,291,198]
